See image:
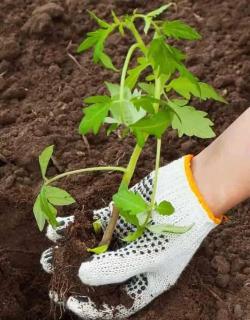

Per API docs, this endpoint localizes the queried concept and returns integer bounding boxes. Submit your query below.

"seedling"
[33,5,226,253]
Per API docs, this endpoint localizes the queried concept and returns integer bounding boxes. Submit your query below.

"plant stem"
[99,77,162,247]
[128,21,147,53]
[44,166,126,186]
[141,138,162,229]
[98,144,143,246]
[150,138,162,209]
[120,43,139,102]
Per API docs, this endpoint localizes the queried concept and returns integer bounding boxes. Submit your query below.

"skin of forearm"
[192,107,250,217]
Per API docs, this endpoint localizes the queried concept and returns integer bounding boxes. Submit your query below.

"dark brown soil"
[0,0,249,319]
[51,209,132,310]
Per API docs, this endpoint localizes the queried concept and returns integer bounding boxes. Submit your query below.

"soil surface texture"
[0,0,249,319]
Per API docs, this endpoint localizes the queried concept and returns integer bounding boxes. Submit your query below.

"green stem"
[150,138,162,209]
[119,43,139,101]
[128,21,147,53]
[154,77,162,112]
[121,143,142,185]
[44,166,126,186]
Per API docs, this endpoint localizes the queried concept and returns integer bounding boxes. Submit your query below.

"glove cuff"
[184,154,222,224]
[155,155,223,227]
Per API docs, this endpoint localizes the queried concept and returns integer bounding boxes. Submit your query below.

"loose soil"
[51,209,133,312]
[0,0,249,319]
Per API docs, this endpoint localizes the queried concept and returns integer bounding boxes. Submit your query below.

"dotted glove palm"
[41,155,222,319]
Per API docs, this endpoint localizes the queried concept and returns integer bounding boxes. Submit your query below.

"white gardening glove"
[41,155,222,319]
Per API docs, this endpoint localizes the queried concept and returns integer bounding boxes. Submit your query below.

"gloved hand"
[41,155,222,319]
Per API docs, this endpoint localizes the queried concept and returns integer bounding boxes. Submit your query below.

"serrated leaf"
[156,200,175,216]
[87,244,108,254]
[162,20,201,40]
[148,37,185,76]
[199,82,227,103]
[113,187,149,216]
[79,103,109,135]
[93,219,102,234]
[77,27,116,71]
[88,10,110,29]
[131,111,171,139]
[39,145,54,179]
[33,194,46,231]
[170,103,215,138]
[84,95,111,104]
[44,186,76,206]
[147,223,193,234]
[167,76,200,100]
[122,228,144,242]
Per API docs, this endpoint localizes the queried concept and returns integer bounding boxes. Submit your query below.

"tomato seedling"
[33,5,226,253]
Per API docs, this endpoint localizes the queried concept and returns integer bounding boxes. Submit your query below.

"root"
[49,262,76,319]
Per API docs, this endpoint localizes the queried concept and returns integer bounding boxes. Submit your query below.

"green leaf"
[170,99,188,107]
[138,82,155,96]
[120,211,140,227]
[93,219,102,234]
[99,51,118,71]
[77,33,98,53]
[105,82,120,97]
[33,194,46,231]
[143,17,152,34]
[39,145,54,179]
[132,96,158,114]
[162,20,201,40]
[77,27,116,71]
[148,37,185,76]
[131,111,171,139]
[84,95,111,104]
[170,103,216,138]
[199,82,227,103]
[105,83,146,126]
[122,228,144,242]
[137,212,148,226]
[79,103,109,135]
[87,244,108,254]
[107,123,118,135]
[40,188,58,228]
[111,10,120,25]
[166,76,200,100]
[125,57,149,89]
[146,4,172,17]
[113,186,149,216]
[88,10,110,29]
[156,200,175,216]
[44,186,76,206]
[131,129,147,148]
[147,223,193,234]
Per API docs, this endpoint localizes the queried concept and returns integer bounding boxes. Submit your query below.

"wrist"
[191,153,227,218]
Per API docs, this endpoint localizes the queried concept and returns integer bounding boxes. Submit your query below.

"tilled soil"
[0,0,249,319]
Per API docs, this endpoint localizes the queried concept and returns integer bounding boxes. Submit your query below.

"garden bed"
[0,0,249,319]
